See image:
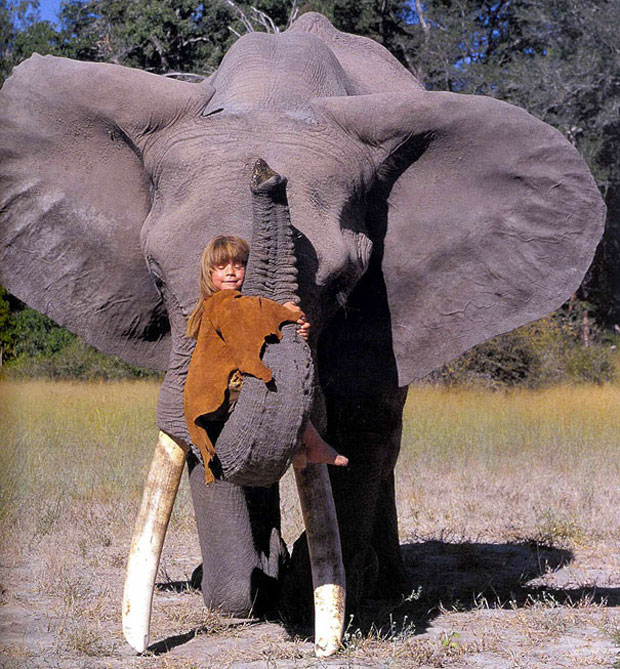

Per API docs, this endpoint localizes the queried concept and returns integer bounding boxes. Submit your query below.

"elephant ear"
[0,54,214,369]
[314,91,606,384]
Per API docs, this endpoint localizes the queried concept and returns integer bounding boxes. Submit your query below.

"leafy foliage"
[0,1,63,79]
[0,291,159,379]
[0,287,74,362]
[437,302,617,388]
[332,0,416,68]
[0,0,617,381]
[5,338,162,380]
[0,287,12,356]
[57,0,235,74]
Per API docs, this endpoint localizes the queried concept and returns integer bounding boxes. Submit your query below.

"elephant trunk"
[242,158,300,304]
[212,159,313,487]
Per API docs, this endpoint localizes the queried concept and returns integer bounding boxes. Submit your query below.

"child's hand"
[296,318,310,340]
[283,302,311,341]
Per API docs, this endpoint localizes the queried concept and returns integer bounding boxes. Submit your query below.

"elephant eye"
[203,107,224,118]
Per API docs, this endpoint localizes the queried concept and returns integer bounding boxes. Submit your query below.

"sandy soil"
[0,491,618,668]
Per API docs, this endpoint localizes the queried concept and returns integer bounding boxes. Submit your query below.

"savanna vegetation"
[0,380,618,666]
[0,0,618,385]
[0,3,618,664]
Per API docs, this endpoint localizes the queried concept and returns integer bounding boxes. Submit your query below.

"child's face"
[211,259,246,291]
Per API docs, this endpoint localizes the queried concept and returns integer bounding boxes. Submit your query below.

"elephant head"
[0,11,605,656]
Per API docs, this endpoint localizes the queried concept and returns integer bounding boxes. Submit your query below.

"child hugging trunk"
[184,235,348,482]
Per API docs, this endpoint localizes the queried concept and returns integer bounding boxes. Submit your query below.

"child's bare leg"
[293,420,349,469]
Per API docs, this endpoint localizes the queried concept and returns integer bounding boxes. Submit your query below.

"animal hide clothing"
[184,290,298,483]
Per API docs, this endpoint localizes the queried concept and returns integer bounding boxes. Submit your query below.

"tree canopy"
[1,0,618,379]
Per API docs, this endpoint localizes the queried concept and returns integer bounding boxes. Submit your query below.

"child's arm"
[283,302,310,340]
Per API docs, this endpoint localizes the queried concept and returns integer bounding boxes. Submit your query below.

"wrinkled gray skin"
[0,13,605,618]
[199,165,315,488]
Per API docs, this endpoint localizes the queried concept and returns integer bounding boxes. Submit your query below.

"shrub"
[11,307,76,358]
[434,304,617,389]
[4,338,162,381]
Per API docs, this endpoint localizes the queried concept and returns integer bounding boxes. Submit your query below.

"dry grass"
[397,384,620,548]
[0,379,618,667]
[0,380,195,540]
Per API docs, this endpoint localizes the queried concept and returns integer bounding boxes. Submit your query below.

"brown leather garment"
[184,290,297,482]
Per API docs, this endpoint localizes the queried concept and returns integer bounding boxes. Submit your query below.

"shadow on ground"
[152,540,619,651]
[353,540,619,637]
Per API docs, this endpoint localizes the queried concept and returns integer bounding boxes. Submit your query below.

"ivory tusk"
[122,431,187,653]
[294,464,346,657]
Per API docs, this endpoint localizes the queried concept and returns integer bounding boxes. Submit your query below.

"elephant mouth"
[122,160,346,657]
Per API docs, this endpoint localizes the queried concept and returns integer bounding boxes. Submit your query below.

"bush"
[434,304,617,389]
[563,345,616,384]
[0,290,77,363]
[3,339,162,381]
[0,288,161,380]
[11,307,77,358]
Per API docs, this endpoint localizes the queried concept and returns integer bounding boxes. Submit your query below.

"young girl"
[184,235,348,481]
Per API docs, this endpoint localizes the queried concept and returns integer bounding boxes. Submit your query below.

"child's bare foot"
[307,439,349,466]
[293,444,348,469]
[294,420,349,469]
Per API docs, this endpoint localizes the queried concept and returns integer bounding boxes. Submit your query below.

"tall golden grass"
[0,380,195,552]
[1,379,618,548]
[1,379,618,666]
[1,380,159,503]
[401,383,620,465]
[397,384,620,546]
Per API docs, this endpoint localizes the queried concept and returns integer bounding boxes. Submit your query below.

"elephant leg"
[299,255,410,611]
[188,456,288,616]
[370,468,407,599]
[281,392,407,617]
[326,389,408,607]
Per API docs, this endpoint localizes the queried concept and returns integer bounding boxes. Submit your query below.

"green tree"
[409,0,620,327]
[56,0,302,75]
[332,0,415,68]
[0,1,63,82]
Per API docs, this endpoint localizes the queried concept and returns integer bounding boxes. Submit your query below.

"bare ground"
[1,382,619,667]
[0,482,618,668]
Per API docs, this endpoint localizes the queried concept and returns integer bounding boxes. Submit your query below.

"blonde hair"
[186,235,250,338]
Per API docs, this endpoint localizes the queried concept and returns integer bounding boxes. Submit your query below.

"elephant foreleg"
[327,398,408,607]
[187,456,288,617]
[370,468,407,599]
[311,262,411,610]
[281,389,408,616]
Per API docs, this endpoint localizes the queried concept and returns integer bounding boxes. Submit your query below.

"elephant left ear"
[0,55,214,369]
[314,92,606,384]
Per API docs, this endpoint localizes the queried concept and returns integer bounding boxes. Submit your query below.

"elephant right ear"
[315,91,606,385]
[0,55,214,369]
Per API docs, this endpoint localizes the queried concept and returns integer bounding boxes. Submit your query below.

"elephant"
[0,10,605,656]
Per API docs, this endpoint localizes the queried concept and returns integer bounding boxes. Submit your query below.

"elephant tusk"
[294,464,346,658]
[122,431,187,653]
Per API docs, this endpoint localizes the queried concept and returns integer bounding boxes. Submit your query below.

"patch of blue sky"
[38,0,63,25]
